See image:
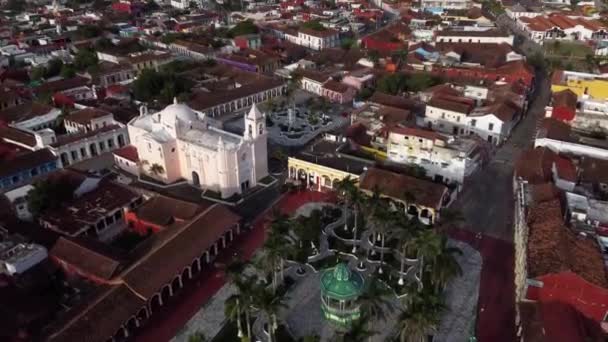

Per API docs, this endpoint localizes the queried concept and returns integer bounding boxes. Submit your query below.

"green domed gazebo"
[320,263,365,327]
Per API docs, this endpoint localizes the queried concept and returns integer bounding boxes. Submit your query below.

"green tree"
[428,236,462,291]
[30,66,46,81]
[46,59,64,78]
[149,163,165,176]
[342,313,376,342]
[368,50,380,65]
[376,73,407,95]
[60,64,77,78]
[225,276,257,340]
[301,20,326,31]
[405,73,441,92]
[253,286,287,342]
[228,20,259,37]
[27,179,75,216]
[359,277,395,322]
[187,331,207,342]
[74,48,99,71]
[412,230,442,287]
[398,290,444,342]
[80,25,102,38]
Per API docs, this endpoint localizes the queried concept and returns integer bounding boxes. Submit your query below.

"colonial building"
[423,95,522,145]
[435,29,514,46]
[518,14,608,45]
[419,0,471,10]
[386,126,486,185]
[286,27,340,51]
[0,102,61,131]
[128,101,268,198]
[45,203,241,342]
[359,167,450,225]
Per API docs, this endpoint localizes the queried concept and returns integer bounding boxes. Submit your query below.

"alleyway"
[132,190,336,342]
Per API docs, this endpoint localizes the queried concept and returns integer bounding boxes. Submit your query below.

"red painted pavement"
[447,228,516,342]
[133,190,336,342]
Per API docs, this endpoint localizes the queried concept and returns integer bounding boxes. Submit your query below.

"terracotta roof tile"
[122,204,240,298]
[515,147,557,184]
[112,145,139,162]
[527,199,608,287]
[359,167,448,209]
[133,195,209,227]
[50,237,122,280]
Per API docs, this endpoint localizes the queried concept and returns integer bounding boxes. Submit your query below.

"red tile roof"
[518,301,605,342]
[515,147,558,184]
[0,125,37,147]
[554,156,577,182]
[112,145,139,162]
[122,204,240,297]
[66,107,113,125]
[132,195,209,227]
[359,167,448,209]
[50,237,122,280]
[527,199,608,288]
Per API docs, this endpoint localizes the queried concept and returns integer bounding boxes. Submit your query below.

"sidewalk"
[133,190,336,342]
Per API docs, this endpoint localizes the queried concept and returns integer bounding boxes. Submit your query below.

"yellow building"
[551,71,608,100]
[288,156,362,191]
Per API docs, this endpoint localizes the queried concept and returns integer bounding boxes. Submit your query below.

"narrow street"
[453,69,550,242]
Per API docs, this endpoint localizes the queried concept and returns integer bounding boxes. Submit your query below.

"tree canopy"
[376,73,442,95]
[31,59,64,80]
[228,20,259,37]
[27,179,75,216]
[132,68,193,104]
[74,48,99,71]
[301,20,326,31]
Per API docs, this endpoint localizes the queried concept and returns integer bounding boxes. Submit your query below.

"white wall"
[535,138,608,160]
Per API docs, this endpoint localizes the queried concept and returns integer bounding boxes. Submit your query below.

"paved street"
[453,69,551,242]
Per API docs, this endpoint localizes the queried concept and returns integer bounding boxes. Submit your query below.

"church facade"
[127,100,268,199]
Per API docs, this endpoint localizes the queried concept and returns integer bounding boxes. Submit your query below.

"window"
[471,119,477,127]
[488,123,494,131]
[441,112,445,119]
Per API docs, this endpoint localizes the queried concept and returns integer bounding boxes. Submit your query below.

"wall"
[552,79,608,100]
[535,137,608,160]
[436,35,514,46]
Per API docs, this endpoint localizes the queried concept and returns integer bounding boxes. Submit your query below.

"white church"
[127,99,268,199]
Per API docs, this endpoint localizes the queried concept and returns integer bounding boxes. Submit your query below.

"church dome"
[160,102,199,127]
[320,263,365,300]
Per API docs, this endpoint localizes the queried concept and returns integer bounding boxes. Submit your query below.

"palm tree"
[255,286,287,342]
[226,276,257,339]
[334,176,358,231]
[412,230,442,287]
[149,163,165,176]
[347,187,366,252]
[343,313,377,342]
[437,208,465,230]
[367,195,393,274]
[428,236,462,291]
[394,215,418,285]
[359,277,395,323]
[225,257,248,283]
[397,291,445,342]
[257,233,290,293]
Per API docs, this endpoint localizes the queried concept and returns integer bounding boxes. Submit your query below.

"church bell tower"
[244,104,268,182]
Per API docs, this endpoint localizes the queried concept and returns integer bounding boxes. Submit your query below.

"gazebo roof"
[320,263,365,300]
